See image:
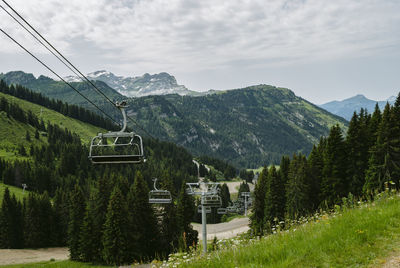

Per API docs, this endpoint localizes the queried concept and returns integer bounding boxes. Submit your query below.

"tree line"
[251,96,400,236]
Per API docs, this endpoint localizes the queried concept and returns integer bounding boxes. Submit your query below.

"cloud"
[1,0,400,75]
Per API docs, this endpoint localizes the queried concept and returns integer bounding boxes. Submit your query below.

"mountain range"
[64,70,204,97]
[0,71,347,168]
[320,94,396,121]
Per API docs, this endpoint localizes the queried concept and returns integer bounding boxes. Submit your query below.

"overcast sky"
[1,0,400,104]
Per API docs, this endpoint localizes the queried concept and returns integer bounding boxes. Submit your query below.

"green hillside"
[0,92,104,142]
[0,92,104,161]
[172,193,400,267]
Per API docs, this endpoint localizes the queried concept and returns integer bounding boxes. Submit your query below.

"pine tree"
[220,183,231,208]
[24,193,41,248]
[264,165,285,229]
[176,181,197,251]
[79,192,97,262]
[38,192,54,247]
[321,125,348,206]
[53,188,69,246]
[250,167,268,236]
[346,110,370,196]
[158,172,179,257]
[0,188,24,248]
[68,184,85,261]
[127,171,159,261]
[388,94,400,188]
[364,103,391,193]
[285,154,310,219]
[308,143,324,209]
[91,175,112,262]
[102,187,129,265]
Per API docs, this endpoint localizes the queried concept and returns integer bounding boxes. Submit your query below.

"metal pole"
[202,198,207,253]
[244,196,246,216]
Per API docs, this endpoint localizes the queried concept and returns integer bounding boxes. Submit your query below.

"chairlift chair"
[227,206,236,213]
[217,208,227,214]
[88,101,145,164]
[148,178,172,204]
[198,205,211,214]
[201,194,222,207]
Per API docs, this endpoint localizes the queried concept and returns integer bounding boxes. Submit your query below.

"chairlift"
[88,101,145,164]
[149,178,172,204]
[217,208,227,214]
[198,205,211,214]
[227,206,236,213]
[201,194,222,207]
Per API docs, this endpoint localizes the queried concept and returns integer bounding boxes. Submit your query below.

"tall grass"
[177,192,400,267]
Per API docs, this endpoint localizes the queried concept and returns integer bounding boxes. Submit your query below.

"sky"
[0,0,400,104]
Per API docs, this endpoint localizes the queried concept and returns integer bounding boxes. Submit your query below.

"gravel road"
[192,217,250,240]
[0,247,69,265]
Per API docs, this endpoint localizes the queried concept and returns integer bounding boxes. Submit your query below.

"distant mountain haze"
[320,94,395,121]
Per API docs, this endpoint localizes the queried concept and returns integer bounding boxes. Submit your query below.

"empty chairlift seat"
[148,178,172,204]
[198,205,211,214]
[217,208,227,214]
[88,101,145,164]
[201,194,222,207]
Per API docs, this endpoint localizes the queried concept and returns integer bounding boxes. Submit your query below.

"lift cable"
[1,0,156,139]
[1,0,117,108]
[0,4,93,95]
[0,27,120,126]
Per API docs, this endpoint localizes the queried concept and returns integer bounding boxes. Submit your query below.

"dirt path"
[0,247,69,265]
[192,217,250,240]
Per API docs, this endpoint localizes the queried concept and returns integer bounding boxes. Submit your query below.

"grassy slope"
[0,260,110,268]
[182,194,400,267]
[0,110,43,160]
[0,182,27,204]
[0,92,104,161]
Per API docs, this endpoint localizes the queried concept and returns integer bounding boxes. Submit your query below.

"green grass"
[181,193,400,267]
[0,92,104,143]
[0,182,28,204]
[0,260,111,268]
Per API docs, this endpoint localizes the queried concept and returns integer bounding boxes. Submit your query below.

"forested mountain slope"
[0,72,347,168]
[126,85,347,167]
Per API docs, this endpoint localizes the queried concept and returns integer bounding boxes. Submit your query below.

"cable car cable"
[0,4,91,93]
[2,0,156,140]
[1,0,117,108]
[0,27,120,126]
